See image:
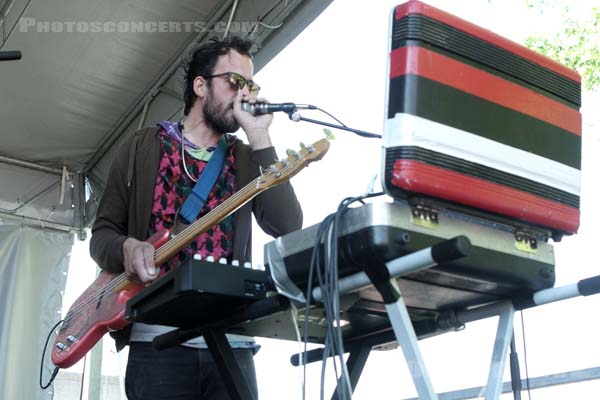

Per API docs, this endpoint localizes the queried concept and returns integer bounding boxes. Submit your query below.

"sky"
[60,0,600,399]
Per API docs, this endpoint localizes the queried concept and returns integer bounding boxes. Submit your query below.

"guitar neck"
[150,137,330,267]
[153,176,263,266]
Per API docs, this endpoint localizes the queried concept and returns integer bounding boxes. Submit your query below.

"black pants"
[125,342,258,400]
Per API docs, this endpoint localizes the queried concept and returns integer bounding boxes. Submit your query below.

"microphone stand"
[0,51,22,61]
[288,111,381,139]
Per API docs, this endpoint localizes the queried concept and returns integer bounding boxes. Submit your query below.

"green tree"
[524,1,600,91]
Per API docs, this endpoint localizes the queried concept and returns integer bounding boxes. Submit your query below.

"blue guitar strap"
[158,121,228,224]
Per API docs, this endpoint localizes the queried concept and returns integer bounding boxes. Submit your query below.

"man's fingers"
[253,97,268,104]
[142,245,157,277]
[131,248,148,282]
[124,240,157,283]
[233,90,244,110]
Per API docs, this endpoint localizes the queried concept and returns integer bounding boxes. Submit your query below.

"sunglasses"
[204,72,261,96]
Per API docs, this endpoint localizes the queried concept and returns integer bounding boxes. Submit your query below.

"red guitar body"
[51,229,170,368]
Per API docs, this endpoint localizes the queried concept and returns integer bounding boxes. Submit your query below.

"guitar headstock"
[257,138,330,189]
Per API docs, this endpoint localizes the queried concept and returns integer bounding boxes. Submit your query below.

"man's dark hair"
[182,36,255,116]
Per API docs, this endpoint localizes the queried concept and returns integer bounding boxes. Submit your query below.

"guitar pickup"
[56,342,68,351]
[66,335,79,343]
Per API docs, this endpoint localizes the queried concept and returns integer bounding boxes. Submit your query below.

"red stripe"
[391,159,580,233]
[390,46,581,135]
[394,1,581,83]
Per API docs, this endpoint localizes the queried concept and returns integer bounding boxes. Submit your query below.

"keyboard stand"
[331,343,371,398]
[295,267,600,400]
[293,237,471,399]
[204,329,256,400]
[152,295,290,400]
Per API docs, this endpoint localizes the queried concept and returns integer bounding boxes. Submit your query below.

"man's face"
[202,50,254,134]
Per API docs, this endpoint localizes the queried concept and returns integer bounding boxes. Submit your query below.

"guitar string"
[154,172,265,261]
[61,137,328,328]
[61,174,264,322]
[153,148,311,260]
[60,145,319,324]
[59,153,311,324]
[61,177,262,323]
[61,173,262,324]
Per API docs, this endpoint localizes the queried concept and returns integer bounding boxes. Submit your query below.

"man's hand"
[232,91,273,150]
[122,237,158,284]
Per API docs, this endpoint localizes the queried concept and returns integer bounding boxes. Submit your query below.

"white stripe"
[383,113,580,196]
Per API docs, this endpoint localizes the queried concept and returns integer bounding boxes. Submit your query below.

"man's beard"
[202,89,240,134]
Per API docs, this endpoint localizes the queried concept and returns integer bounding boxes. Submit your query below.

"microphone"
[241,102,316,115]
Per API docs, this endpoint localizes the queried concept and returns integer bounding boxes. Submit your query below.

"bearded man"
[90,36,303,400]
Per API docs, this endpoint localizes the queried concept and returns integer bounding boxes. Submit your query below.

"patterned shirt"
[149,128,238,274]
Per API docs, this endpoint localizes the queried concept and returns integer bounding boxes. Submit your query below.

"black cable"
[329,206,345,399]
[243,0,286,39]
[305,206,347,400]
[302,192,383,400]
[319,213,338,400]
[303,213,335,400]
[315,107,348,128]
[39,319,63,389]
[331,197,354,398]
[290,107,382,139]
[301,192,384,400]
[520,311,532,400]
[79,355,87,400]
[295,115,382,139]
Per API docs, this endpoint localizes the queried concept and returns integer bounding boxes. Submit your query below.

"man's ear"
[193,76,206,99]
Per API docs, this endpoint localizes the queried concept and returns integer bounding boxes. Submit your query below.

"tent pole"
[0,154,74,176]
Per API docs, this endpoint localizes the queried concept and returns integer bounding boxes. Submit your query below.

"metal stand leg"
[204,329,256,400]
[385,280,439,400]
[331,344,372,400]
[483,302,515,400]
[295,237,471,399]
[349,238,472,400]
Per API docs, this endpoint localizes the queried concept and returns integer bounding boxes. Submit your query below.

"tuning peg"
[324,128,335,141]
[254,264,266,271]
[218,257,227,264]
[232,259,240,267]
[278,157,288,166]
[243,261,252,269]
[287,149,301,159]
[299,142,307,151]
[206,255,215,262]
[193,254,202,260]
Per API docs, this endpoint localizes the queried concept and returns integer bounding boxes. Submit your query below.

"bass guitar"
[51,138,330,368]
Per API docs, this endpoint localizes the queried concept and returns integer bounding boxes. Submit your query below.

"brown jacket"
[90,126,303,271]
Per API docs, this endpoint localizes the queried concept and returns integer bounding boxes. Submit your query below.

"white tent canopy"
[0,0,331,236]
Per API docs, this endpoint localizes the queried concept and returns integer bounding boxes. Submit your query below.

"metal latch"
[514,231,538,253]
[411,205,439,229]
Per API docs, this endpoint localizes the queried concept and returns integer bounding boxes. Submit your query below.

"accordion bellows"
[383,1,582,234]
